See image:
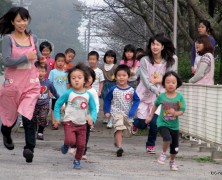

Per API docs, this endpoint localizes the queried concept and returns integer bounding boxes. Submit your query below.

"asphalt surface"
[0,75,221,180]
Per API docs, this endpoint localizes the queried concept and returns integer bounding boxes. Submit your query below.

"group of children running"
[0,6,187,172]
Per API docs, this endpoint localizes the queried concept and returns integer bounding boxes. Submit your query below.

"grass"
[193,156,214,163]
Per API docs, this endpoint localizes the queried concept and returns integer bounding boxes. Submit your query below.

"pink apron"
[136,59,166,119]
[0,35,40,126]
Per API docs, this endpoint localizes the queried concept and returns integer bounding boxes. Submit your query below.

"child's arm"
[145,105,158,124]
[53,90,70,128]
[128,91,140,118]
[98,81,104,96]
[49,82,59,99]
[88,92,97,125]
[104,86,115,118]
[169,93,186,117]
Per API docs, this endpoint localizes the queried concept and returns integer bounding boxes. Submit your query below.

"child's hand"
[60,104,66,113]
[105,113,110,118]
[145,116,152,124]
[168,108,175,116]
[27,52,37,61]
[87,115,94,126]
[53,120,60,128]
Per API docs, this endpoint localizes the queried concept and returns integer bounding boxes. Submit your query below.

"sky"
[79,0,105,6]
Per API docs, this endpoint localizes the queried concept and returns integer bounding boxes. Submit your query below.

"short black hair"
[114,64,130,78]
[88,51,99,60]
[34,61,47,71]
[162,71,182,88]
[87,67,96,85]
[67,62,89,85]
[55,53,65,61]
[103,50,117,64]
[65,48,75,55]
[39,41,52,52]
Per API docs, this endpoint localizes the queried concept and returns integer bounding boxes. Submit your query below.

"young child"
[101,50,118,128]
[48,53,68,130]
[146,71,186,171]
[88,51,105,97]
[82,67,99,159]
[53,63,97,169]
[104,65,140,157]
[32,65,59,140]
[39,41,55,78]
[120,44,140,89]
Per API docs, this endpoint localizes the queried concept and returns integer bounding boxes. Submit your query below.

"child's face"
[105,56,115,64]
[65,52,75,64]
[125,51,134,60]
[38,68,47,80]
[88,55,98,68]
[164,75,177,92]
[70,70,85,91]
[115,70,129,87]
[41,47,51,57]
[55,57,65,69]
[85,75,93,88]
[151,40,164,56]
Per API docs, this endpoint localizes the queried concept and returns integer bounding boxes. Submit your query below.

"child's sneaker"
[131,125,138,135]
[170,160,178,171]
[82,154,87,160]
[116,148,124,157]
[61,144,69,154]
[37,133,44,140]
[146,146,156,154]
[107,119,113,129]
[90,125,95,132]
[157,152,167,164]
[102,118,109,124]
[73,160,81,169]
[23,148,34,163]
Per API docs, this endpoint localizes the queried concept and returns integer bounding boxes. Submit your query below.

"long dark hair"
[146,33,175,68]
[0,7,31,37]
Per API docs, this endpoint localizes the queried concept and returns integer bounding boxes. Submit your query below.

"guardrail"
[179,83,222,150]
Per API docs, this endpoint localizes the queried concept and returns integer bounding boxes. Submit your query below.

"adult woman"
[189,35,214,85]
[0,7,40,163]
[191,20,216,74]
[133,34,176,154]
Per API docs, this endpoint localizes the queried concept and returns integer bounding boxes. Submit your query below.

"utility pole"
[87,10,91,55]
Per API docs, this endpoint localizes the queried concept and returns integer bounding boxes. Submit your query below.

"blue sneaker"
[61,144,69,154]
[73,160,81,169]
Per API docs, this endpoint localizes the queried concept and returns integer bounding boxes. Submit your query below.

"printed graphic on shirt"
[55,75,67,86]
[162,101,180,120]
[39,86,48,100]
[70,96,88,110]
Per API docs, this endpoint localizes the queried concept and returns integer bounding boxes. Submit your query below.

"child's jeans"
[63,121,87,160]
[133,114,158,147]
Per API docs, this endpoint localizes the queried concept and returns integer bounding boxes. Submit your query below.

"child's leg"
[83,124,91,156]
[169,129,179,161]
[75,124,87,160]
[37,105,49,135]
[115,130,123,148]
[51,99,57,128]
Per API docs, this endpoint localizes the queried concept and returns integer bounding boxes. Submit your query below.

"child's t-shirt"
[48,69,68,97]
[92,67,105,92]
[37,79,59,106]
[87,87,99,113]
[155,92,186,130]
[54,88,97,125]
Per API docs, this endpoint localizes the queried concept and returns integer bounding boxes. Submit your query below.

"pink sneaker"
[170,160,178,171]
[146,146,156,154]
[157,152,167,164]
[131,125,138,135]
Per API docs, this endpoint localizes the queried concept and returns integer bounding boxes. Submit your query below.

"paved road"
[0,75,221,179]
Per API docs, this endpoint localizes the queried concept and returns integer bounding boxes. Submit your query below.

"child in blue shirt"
[104,65,140,157]
[48,53,68,130]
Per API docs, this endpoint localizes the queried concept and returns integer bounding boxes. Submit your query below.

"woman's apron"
[0,35,40,126]
[136,60,166,119]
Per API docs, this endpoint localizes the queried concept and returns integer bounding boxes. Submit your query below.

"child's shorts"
[112,113,132,134]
